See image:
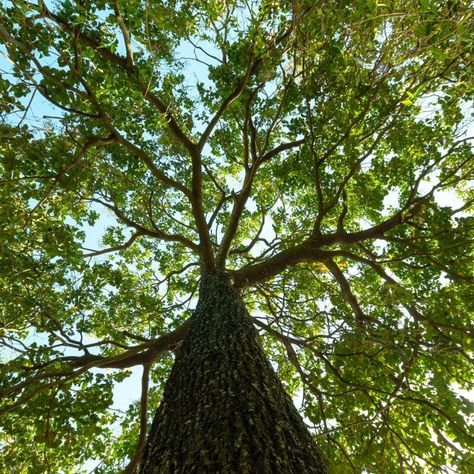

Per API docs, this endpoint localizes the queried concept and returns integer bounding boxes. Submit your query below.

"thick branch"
[1,320,191,415]
[65,319,191,370]
[216,167,256,269]
[232,242,336,287]
[317,212,404,246]
[232,201,428,288]
[217,138,304,269]
[190,149,216,271]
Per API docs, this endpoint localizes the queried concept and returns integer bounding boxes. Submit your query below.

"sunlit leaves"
[1,0,473,471]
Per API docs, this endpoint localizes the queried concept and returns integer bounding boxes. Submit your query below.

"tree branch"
[64,318,191,370]
[189,148,216,271]
[259,138,305,164]
[232,242,336,287]
[216,166,256,269]
[122,363,150,474]
[88,197,199,252]
[82,231,144,257]
[113,0,134,70]
[24,135,116,225]
[232,200,428,288]
[39,2,196,153]
[216,132,305,269]
[116,135,193,198]
[324,259,367,331]
[197,58,261,151]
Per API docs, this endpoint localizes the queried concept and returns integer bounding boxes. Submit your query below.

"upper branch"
[324,259,367,331]
[89,197,199,252]
[197,57,261,152]
[24,135,116,224]
[259,138,305,164]
[113,0,134,70]
[115,134,193,199]
[39,2,196,154]
[82,231,143,257]
[216,137,305,269]
[189,147,216,271]
[216,165,257,269]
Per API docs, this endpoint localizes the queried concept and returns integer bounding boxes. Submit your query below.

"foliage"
[1,0,473,472]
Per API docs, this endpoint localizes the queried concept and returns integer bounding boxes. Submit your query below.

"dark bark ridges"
[140,274,328,473]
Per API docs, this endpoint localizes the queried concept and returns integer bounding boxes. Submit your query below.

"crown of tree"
[1,1,473,472]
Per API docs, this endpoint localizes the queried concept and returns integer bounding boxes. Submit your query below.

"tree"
[0,0,473,471]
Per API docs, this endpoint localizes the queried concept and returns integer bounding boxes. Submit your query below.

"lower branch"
[65,319,191,369]
[123,363,151,474]
[1,319,191,415]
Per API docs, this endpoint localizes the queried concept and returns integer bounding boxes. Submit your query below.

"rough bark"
[139,274,328,473]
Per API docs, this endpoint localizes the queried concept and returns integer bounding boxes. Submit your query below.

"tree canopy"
[1,0,473,472]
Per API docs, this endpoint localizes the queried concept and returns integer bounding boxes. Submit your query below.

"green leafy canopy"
[0,0,473,472]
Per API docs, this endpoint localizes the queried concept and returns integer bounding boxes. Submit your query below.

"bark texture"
[140,274,328,473]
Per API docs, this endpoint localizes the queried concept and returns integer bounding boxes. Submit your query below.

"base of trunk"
[140,274,328,473]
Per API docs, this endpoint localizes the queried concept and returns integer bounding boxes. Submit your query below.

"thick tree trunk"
[139,274,328,473]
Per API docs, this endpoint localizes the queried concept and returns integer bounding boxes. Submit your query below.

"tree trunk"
[139,274,328,473]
